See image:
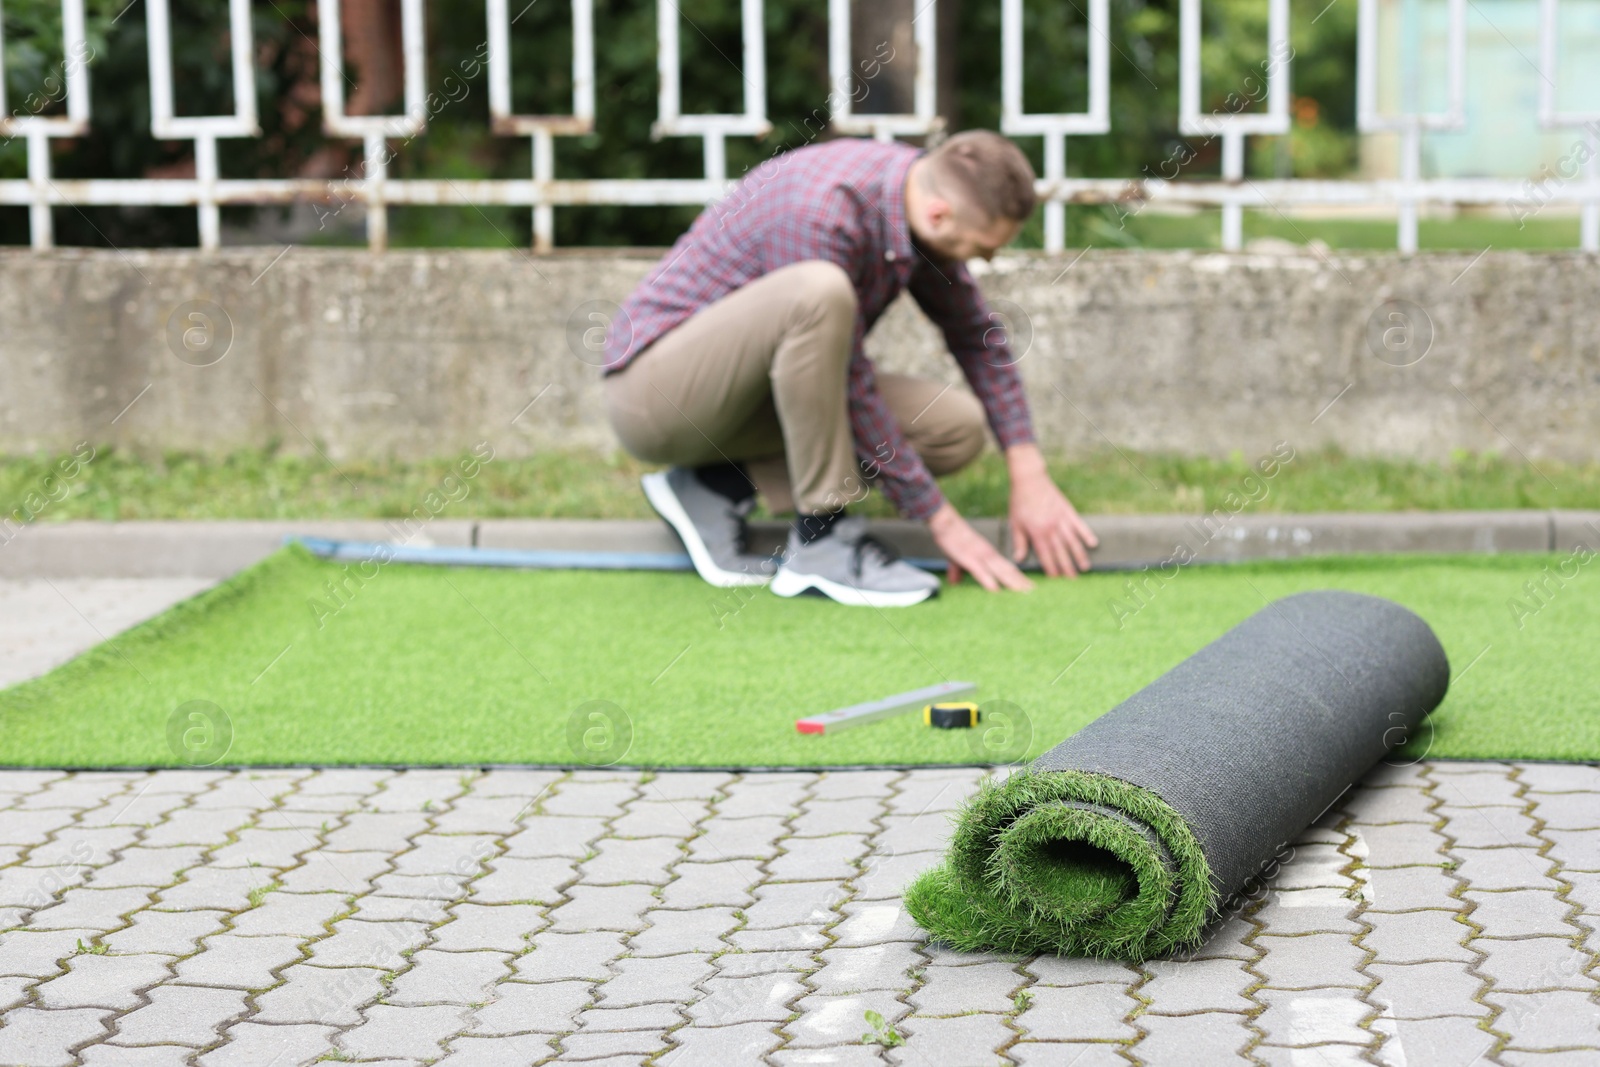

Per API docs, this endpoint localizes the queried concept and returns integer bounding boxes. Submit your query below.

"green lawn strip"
[5,446,1597,522]
[1,546,1593,767]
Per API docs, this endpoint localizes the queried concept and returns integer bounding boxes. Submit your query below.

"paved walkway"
[1,582,1597,1065]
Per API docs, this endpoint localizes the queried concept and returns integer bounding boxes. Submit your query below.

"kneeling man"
[603,130,1097,606]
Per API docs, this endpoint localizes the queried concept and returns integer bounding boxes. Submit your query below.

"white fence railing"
[1,0,1597,254]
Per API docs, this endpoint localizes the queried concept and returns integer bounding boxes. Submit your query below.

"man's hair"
[921,130,1037,223]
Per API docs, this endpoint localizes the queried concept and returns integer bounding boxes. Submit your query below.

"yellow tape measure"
[923,701,981,729]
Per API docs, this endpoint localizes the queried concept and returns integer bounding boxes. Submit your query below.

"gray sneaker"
[770,516,941,607]
[642,468,775,588]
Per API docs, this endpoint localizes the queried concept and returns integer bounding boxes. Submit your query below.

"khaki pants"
[603,260,986,515]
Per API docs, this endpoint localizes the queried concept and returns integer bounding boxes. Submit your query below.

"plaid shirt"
[605,138,1037,521]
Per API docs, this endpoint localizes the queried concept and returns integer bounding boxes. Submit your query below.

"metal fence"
[1,0,1597,254]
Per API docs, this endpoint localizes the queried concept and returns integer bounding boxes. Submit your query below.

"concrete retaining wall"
[2,247,1597,464]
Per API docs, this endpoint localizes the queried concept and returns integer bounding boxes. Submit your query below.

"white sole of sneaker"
[642,471,771,589]
[770,566,937,607]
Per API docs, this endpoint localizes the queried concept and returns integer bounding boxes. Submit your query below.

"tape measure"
[923,701,981,729]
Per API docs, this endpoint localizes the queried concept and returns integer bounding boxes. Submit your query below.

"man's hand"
[928,503,1033,592]
[1005,443,1099,577]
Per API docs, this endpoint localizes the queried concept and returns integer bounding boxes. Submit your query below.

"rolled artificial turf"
[904,591,1450,958]
[0,545,1595,767]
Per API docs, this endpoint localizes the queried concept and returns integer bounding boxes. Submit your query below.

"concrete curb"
[1,511,1593,579]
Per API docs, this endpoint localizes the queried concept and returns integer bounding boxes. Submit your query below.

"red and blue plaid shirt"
[606,138,1036,521]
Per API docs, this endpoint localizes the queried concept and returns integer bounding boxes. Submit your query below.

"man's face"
[914,200,1023,263]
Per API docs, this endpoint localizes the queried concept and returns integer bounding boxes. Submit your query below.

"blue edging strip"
[290,535,950,574]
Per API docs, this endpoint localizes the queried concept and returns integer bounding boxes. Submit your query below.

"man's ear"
[924,195,956,231]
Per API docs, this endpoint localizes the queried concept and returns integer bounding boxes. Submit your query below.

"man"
[603,129,1098,607]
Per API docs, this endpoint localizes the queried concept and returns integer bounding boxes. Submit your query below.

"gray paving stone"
[559,1029,670,1059]
[1360,910,1475,964]
[1253,1044,1368,1067]
[884,771,984,815]
[1140,957,1254,1013]
[500,817,610,861]
[1341,786,1433,824]
[891,1012,1011,1064]
[1545,828,1600,871]
[27,828,140,869]
[831,900,924,946]
[744,880,846,929]
[1429,772,1524,807]
[579,836,682,885]
[370,870,471,901]
[32,952,174,1010]
[391,834,499,879]
[771,1046,888,1067]
[106,983,249,1046]
[637,772,736,803]
[1360,823,1449,867]
[1440,806,1540,849]
[1529,792,1600,831]
[658,861,760,909]
[907,958,1018,1015]
[659,1020,785,1064]
[1366,864,1462,912]
[688,817,787,862]
[1487,988,1600,1049]
[576,1000,683,1031]
[511,930,626,983]
[195,1021,339,1067]
[724,924,829,952]
[323,811,433,852]
[471,978,592,1033]
[1475,936,1596,992]
[430,902,543,952]
[1168,913,1258,961]
[173,933,304,989]
[436,1033,556,1066]
[1368,960,1487,1019]
[78,1044,195,1067]
[542,779,639,818]
[712,951,815,980]
[0,975,30,1010]
[384,948,511,1005]
[26,886,155,931]
[595,953,715,1008]
[1253,987,1374,1047]
[250,963,386,1025]
[1023,954,1140,988]
[101,908,225,956]
[547,885,657,933]
[1008,1041,1130,1067]
[1016,983,1136,1042]
[430,794,539,835]
[306,919,428,970]
[228,890,347,937]
[874,814,954,855]
[1252,887,1362,936]
[630,906,738,955]
[138,809,253,849]
[1500,1052,1600,1067]
[688,971,807,1025]
[153,867,271,912]
[786,991,909,1048]
[0,927,103,979]
[1131,1011,1252,1062]
[791,798,883,838]
[339,1003,472,1060]
[1254,932,1370,988]
[1273,843,1356,890]
[811,772,900,801]
[0,1006,112,1067]
[208,829,307,870]
[715,777,811,818]
[1520,765,1600,793]
[855,850,942,901]
[766,834,870,881]
[608,800,705,838]
[1464,889,1577,937]
[341,893,447,924]
[807,943,924,996]
[470,855,576,906]
[1450,846,1559,891]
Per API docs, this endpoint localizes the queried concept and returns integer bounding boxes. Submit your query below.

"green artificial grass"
[1,545,1597,768]
[902,771,1212,958]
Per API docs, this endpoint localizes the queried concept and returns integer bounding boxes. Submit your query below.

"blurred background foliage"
[0,0,1360,248]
